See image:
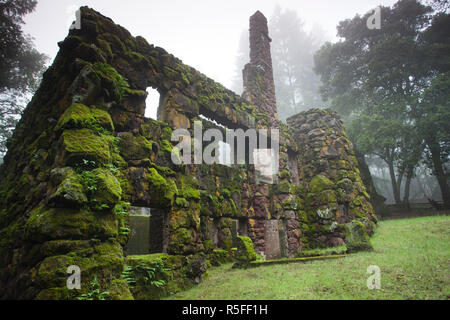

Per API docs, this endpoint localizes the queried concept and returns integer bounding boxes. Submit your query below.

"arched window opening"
[145,87,160,120]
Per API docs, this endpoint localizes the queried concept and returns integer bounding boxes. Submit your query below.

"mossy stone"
[208,249,232,266]
[24,206,118,242]
[147,168,178,207]
[273,181,292,195]
[168,228,195,254]
[107,279,134,300]
[316,190,337,205]
[56,103,114,132]
[61,129,112,166]
[119,133,153,161]
[233,236,256,268]
[35,242,124,295]
[178,175,200,200]
[49,168,87,208]
[90,168,122,207]
[344,220,373,253]
[309,175,334,194]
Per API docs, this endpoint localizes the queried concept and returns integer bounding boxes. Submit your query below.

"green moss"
[292,185,305,197]
[105,279,133,300]
[61,129,112,166]
[90,168,122,208]
[111,152,128,169]
[208,249,232,266]
[126,51,148,65]
[39,240,91,258]
[147,168,178,207]
[233,236,256,268]
[309,175,335,194]
[273,181,292,195]
[118,133,153,160]
[49,168,87,208]
[24,205,118,242]
[316,190,337,205]
[168,228,195,254]
[181,73,190,86]
[160,126,173,141]
[175,197,188,208]
[169,206,201,231]
[34,242,125,297]
[344,220,373,253]
[123,87,147,97]
[92,62,129,99]
[297,245,347,258]
[278,169,290,180]
[198,95,210,106]
[221,188,231,199]
[97,38,113,59]
[56,103,114,133]
[178,175,200,201]
[159,139,174,154]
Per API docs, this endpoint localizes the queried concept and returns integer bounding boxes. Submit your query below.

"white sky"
[23,0,398,90]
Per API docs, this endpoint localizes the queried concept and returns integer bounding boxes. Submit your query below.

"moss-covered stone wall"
[0,7,376,300]
[287,109,377,249]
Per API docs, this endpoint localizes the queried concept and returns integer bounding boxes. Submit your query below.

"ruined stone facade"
[0,8,377,300]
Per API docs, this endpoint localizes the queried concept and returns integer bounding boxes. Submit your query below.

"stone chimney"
[242,11,278,126]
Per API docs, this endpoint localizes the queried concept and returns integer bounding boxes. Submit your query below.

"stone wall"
[287,109,377,248]
[0,7,376,300]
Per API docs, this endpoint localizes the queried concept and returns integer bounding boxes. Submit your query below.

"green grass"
[167,216,450,300]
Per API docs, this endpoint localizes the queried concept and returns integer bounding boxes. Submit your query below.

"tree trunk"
[403,168,413,210]
[387,158,402,205]
[426,137,450,209]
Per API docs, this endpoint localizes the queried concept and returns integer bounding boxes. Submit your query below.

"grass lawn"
[167,216,450,300]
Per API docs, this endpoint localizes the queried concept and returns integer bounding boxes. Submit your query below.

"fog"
[23,0,398,90]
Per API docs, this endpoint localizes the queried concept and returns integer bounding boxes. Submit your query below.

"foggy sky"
[23,0,398,90]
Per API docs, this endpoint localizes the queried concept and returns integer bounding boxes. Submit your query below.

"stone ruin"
[0,8,377,299]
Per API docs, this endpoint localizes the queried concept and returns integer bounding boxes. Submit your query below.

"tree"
[0,0,48,156]
[424,0,449,12]
[413,9,450,208]
[270,7,329,121]
[416,72,450,208]
[230,30,249,95]
[315,0,436,206]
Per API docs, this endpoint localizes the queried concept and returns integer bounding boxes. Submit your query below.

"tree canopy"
[314,0,450,207]
[0,0,48,155]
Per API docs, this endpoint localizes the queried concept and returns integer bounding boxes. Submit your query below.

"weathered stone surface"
[233,236,257,267]
[287,109,377,250]
[344,220,373,253]
[0,8,378,300]
[48,168,87,207]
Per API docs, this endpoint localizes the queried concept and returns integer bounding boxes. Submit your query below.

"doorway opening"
[125,206,169,255]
